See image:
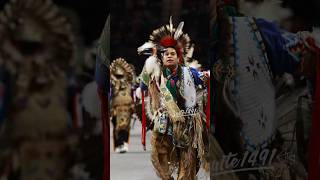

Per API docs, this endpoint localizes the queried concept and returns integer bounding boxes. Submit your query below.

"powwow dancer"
[138,17,210,180]
[110,58,135,153]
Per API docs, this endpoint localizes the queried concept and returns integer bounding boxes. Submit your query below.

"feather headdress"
[110,58,134,82]
[138,16,192,64]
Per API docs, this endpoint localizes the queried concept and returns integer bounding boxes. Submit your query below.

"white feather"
[137,42,155,54]
[174,21,184,40]
[187,60,202,70]
[135,87,142,99]
[145,56,161,80]
[239,0,292,23]
[169,16,173,34]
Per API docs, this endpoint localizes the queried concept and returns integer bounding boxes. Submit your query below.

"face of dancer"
[162,47,179,70]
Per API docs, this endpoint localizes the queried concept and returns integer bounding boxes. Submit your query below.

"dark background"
[110,0,210,73]
[110,0,320,74]
[0,0,318,58]
[0,0,109,46]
